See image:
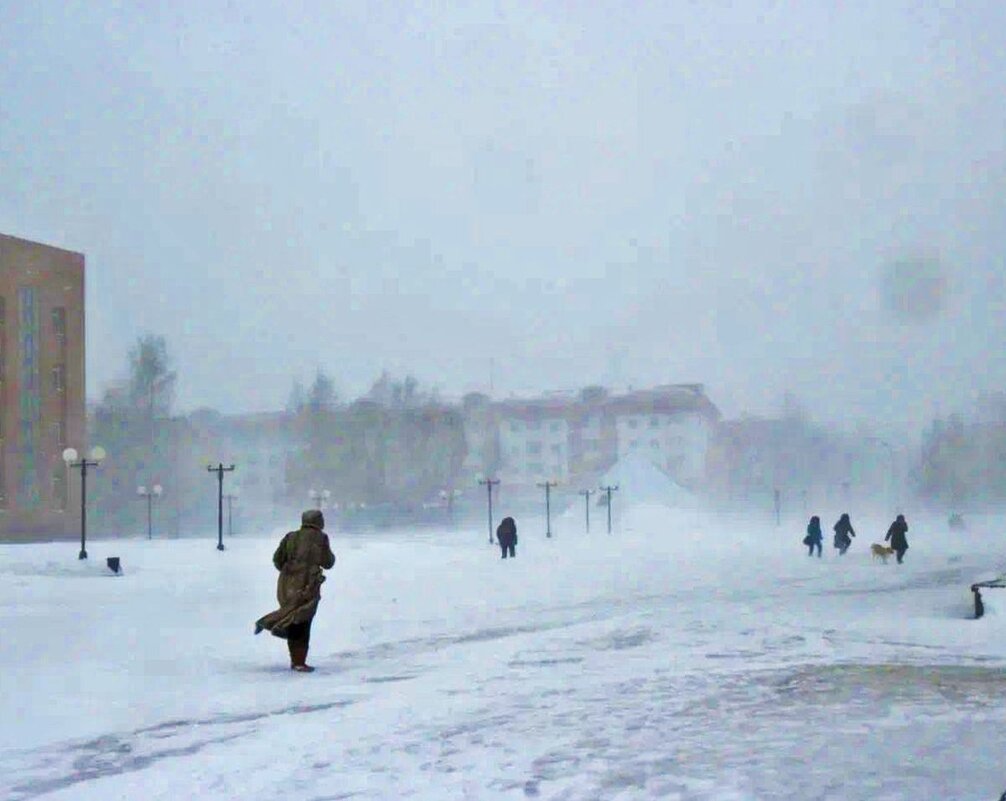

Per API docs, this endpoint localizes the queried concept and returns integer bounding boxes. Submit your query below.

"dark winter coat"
[833,515,856,548]
[803,518,823,545]
[497,517,517,548]
[255,511,336,639]
[885,517,909,552]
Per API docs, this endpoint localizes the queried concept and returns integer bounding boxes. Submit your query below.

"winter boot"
[289,643,314,672]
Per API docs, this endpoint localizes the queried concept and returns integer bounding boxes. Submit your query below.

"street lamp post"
[207,463,236,551]
[537,480,557,538]
[63,446,107,559]
[579,489,594,533]
[137,484,163,540]
[600,484,619,535]
[478,477,500,544]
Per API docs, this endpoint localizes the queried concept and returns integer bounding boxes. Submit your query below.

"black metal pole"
[600,484,619,535]
[147,493,153,540]
[487,482,494,543]
[606,488,612,535]
[208,463,235,551]
[538,480,557,538]
[478,478,499,544]
[79,461,88,559]
[580,489,593,534]
[546,483,551,538]
[216,467,224,551]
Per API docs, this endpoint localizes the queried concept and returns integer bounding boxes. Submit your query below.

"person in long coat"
[497,516,517,559]
[885,514,909,564]
[833,513,856,555]
[255,509,336,672]
[803,515,823,557]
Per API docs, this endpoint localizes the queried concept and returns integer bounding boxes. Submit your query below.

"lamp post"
[439,488,462,525]
[63,446,106,559]
[206,463,236,551]
[223,491,239,537]
[308,488,331,509]
[137,483,163,540]
[579,489,594,533]
[600,484,619,535]
[537,480,557,538]
[478,477,500,544]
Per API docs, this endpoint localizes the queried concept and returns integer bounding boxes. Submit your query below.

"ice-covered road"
[2,506,1006,800]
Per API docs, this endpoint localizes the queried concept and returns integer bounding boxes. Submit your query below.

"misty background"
[1,2,1004,428]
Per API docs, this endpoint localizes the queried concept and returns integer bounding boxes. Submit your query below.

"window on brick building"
[52,307,67,341]
[52,420,66,448]
[51,364,65,393]
[51,471,68,511]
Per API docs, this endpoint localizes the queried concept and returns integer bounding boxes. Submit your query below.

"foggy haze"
[1,2,1003,426]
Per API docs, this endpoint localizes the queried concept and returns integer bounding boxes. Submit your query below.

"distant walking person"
[497,516,517,559]
[803,515,823,557]
[833,513,856,555]
[255,509,336,672]
[885,514,909,564]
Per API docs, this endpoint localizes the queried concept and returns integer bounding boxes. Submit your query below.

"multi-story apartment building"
[464,384,720,491]
[0,233,86,541]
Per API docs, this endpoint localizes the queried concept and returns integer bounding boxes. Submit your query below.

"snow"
[2,508,1006,800]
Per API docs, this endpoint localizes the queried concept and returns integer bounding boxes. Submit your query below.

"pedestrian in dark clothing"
[833,513,856,555]
[803,515,823,557]
[497,516,517,559]
[254,509,336,672]
[885,514,909,564]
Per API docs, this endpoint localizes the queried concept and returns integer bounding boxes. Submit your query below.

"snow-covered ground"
[2,507,1006,800]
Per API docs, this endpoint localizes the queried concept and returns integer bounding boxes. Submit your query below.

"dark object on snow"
[971,577,1006,620]
[885,514,909,564]
[255,509,336,672]
[106,557,121,574]
[832,513,856,555]
[803,516,823,557]
[948,512,965,529]
[497,516,517,559]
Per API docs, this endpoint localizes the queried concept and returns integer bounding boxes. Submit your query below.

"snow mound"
[598,450,696,509]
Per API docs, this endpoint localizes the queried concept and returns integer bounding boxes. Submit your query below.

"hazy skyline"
[2,2,1003,426]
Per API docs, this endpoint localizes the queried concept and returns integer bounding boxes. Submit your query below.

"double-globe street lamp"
[62,445,107,560]
[137,484,163,540]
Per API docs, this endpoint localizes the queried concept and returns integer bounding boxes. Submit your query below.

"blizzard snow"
[2,508,1006,800]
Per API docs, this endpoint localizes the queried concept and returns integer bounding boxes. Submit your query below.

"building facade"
[0,233,86,541]
[464,384,720,492]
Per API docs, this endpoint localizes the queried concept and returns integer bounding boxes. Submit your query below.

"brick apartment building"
[0,233,86,541]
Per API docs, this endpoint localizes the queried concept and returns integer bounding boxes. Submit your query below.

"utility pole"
[207,463,236,551]
[478,477,500,544]
[537,480,557,538]
[579,489,594,533]
[600,484,619,535]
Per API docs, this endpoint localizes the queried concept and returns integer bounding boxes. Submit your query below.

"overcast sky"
[1,2,1003,427]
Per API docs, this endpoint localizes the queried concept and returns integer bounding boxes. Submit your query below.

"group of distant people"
[802,512,910,563]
